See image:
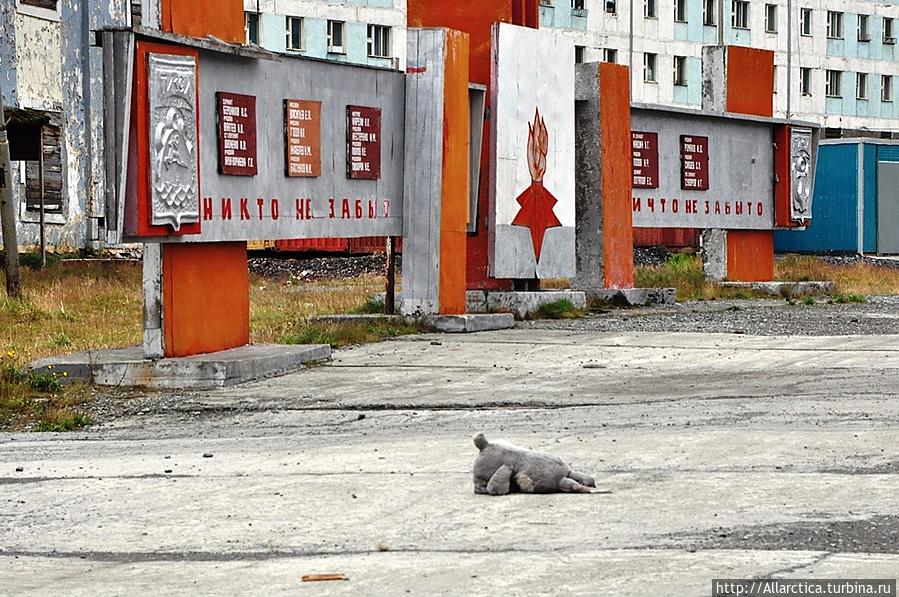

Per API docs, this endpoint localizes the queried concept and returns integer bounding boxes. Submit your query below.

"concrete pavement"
[2,329,899,595]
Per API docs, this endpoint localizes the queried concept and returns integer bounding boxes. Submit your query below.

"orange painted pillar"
[714,46,777,282]
[438,31,471,314]
[600,63,634,289]
[161,0,245,44]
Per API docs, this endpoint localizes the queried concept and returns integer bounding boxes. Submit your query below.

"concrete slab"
[29,344,332,390]
[720,280,836,297]
[585,287,676,306]
[467,290,587,318]
[311,314,399,324]
[5,329,899,595]
[425,313,516,333]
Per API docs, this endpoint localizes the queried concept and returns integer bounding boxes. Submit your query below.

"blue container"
[775,140,899,255]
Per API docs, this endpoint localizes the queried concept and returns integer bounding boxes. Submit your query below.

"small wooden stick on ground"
[301,574,348,582]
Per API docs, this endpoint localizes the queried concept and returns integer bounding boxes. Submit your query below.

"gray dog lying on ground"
[472,433,596,495]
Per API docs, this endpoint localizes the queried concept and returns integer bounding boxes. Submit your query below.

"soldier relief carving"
[790,127,814,224]
[148,53,200,230]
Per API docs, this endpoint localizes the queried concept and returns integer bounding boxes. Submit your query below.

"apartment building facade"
[242,0,407,70]
[541,0,899,135]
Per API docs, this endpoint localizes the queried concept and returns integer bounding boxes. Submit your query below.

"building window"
[800,8,812,36]
[673,56,687,86]
[800,67,812,96]
[603,48,618,63]
[605,0,617,14]
[827,11,843,39]
[572,0,586,10]
[367,24,391,58]
[245,12,260,45]
[328,20,345,54]
[574,45,585,63]
[858,14,870,42]
[703,0,715,26]
[675,0,687,22]
[883,75,894,102]
[645,0,656,19]
[15,0,60,20]
[765,4,777,33]
[885,17,896,44]
[731,0,749,30]
[825,70,841,97]
[285,16,304,52]
[644,53,657,83]
[857,73,868,100]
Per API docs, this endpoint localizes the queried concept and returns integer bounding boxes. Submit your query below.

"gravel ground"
[523,296,899,336]
[249,254,400,280]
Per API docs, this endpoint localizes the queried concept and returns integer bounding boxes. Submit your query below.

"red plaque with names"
[346,105,381,180]
[632,131,659,189]
[681,135,709,191]
[284,99,322,178]
[216,92,257,176]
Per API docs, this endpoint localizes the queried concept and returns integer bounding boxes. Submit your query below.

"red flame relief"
[512,108,562,261]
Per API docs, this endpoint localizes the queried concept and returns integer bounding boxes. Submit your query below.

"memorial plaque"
[632,131,659,189]
[681,135,709,191]
[284,99,322,178]
[148,52,199,231]
[346,105,381,180]
[216,91,257,176]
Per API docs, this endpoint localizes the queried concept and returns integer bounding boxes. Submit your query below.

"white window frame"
[857,73,868,100]
[15,0,61,22]
[572,0,586,10]
[605,0,617,15]
[800,67,812,96]
[674,0,687,23]
[703,0,716,26]
[858,14,870,42]
[603,48,618,63]
[645,0,657,19]
[367,24,392,59]
[883,75,894,102]
[764,4,777,33]
[773,65,778,94]
[825,70,842,98]
[245,12,261,46]
[285,16,304,52]
[673,56,687,86]
[644,53,657,83]
[327,19,346,54]
[731,0,749,30]
[800,8,813,36]
[827,11,843,40]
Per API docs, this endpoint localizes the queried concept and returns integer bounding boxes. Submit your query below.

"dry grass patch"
[776,255,899,296]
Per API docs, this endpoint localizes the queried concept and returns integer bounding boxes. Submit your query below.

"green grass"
[534,299,584,320]
[281,319,430,349]
[1,357,92,432]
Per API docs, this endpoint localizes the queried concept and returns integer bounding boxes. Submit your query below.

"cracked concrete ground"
[2,329,899,595]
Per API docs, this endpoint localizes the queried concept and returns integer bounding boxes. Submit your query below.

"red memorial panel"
[632,131,659,189]
[680,135,709,191]
[216,91,257,176]
[284,99,322,178]
[346,105,381,180]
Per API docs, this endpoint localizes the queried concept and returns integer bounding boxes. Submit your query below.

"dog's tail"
[473,433,489,451]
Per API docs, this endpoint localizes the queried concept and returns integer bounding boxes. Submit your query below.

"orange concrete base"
[727,230,774,282]
[163,242,250,358]
[161,0,245,44]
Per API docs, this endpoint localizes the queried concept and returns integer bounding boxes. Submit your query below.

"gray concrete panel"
[632,108,775,230]
[182,51,405,242]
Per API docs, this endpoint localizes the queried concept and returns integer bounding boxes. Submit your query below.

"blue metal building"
[775,139,899,255]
